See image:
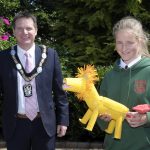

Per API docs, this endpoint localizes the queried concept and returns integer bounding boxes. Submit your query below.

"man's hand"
[57,125,67,137]
[126,112,148,127]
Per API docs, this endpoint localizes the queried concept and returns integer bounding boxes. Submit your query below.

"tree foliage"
[36,0,150,67]
[1,0,150,67]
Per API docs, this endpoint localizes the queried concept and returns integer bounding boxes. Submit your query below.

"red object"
[126,114,132,118]
[132,104,150,114]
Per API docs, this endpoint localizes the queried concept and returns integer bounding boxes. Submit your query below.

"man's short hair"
[12,11,37,29]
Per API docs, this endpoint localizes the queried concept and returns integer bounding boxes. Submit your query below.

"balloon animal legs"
[105,119,115,134]
[86,109,99,131]
[79,109,92,124]
[114,117,123,139]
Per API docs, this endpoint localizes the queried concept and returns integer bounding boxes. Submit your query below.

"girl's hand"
[99,113,112,122]
[126,112,147,127]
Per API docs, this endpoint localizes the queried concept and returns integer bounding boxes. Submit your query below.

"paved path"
[0,148,103,150]
[0,141,103,150]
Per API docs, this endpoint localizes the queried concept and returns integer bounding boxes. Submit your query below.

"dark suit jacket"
[0,45,69,140]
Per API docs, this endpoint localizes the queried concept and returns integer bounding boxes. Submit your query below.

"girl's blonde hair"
[113,16,149,56]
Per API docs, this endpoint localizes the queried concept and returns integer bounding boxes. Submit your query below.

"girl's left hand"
[126,112,148,127]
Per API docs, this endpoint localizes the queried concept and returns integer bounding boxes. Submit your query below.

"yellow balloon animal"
[63,65,129,139]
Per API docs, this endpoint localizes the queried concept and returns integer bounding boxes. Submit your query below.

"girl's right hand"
[99,113,112,122]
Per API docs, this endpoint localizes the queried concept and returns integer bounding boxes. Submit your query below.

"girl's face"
[115,29,140,64]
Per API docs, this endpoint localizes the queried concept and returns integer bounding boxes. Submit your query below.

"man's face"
[115,29,140,64]
[13,17,37,50]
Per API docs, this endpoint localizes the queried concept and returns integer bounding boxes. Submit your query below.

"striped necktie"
[24,52,38,121]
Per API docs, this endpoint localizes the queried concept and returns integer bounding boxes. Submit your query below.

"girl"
[97,16,150,150]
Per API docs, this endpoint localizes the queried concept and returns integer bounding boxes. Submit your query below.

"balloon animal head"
[63,65,129,139]
[63,65,99,100]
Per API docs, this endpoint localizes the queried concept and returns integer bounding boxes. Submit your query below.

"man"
[0,11,69,150]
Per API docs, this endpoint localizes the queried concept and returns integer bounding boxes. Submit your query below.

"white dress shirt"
[17,44,39,114]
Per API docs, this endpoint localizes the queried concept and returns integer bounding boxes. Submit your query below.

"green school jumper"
[97,57,150,150]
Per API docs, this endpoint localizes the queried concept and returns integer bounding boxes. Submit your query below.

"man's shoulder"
[36,44,56,53]
[0,49,11,64]
[0,48,11,55]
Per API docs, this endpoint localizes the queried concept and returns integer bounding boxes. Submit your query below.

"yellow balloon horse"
[63,65,129,139]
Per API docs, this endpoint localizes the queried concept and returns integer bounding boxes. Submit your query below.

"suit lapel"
[35,45,42,93]
[35,45,42,66]
[8,46,18,111]
[11,45,18,83]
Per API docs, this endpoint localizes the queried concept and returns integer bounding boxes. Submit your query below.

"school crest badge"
[134,80,146,94]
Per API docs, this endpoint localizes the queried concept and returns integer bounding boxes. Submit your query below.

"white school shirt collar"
[119,56,142,69]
